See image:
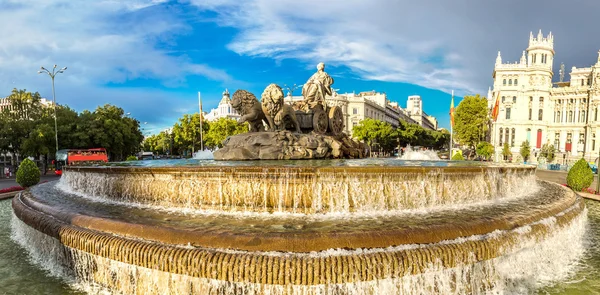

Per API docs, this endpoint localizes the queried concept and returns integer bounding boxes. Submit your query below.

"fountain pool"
[9,159,589,294]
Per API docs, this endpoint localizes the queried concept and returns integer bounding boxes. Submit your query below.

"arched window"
[514,79,518,86]
[503,79,506,86]
[569,111,573,122]
[538,109,543,120]
[511,128,516,147]
[509,79,513,86]
[505,128,510,146]
[499,128,504,146]
[526,128,532,143]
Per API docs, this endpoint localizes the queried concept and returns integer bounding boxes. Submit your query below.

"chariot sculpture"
[232,62,345,136]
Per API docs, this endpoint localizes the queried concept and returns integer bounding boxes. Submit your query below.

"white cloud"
[0,0,238,133]
[189,0,600,97]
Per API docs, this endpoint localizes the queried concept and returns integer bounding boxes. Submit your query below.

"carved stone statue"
[231,89,268,132]
[301,62,334,111]
[261,84,301,133]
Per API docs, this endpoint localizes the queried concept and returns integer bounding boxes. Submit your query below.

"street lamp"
[283,84,303,103]
[38,64,67,153]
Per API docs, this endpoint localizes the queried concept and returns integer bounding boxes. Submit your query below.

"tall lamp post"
[283,84,303,103]
[38,65,67,153]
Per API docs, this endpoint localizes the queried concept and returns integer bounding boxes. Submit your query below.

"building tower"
[527,30,554,77]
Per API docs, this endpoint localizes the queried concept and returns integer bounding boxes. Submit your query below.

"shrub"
[126,155,138,161]
[16,158,40,188]
[451,152,465,161]
[567,158,594,192]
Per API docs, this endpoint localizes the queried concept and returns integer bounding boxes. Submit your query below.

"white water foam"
[10,203,588,295]
[399,146,441,161]
[192,150,214,160]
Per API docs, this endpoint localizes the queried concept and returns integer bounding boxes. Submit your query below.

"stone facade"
[490,30,600,164]
[287,91,433,136]
[205,89,241,121]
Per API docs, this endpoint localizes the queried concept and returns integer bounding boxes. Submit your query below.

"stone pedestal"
[213,131,366,160]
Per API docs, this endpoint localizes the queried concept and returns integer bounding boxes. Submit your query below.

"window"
[502,96,505,103]
[538,109,543,121]
[555,111,559,123]
[503,79,506,86]
[514,79,518,86]
[581,111,586,123]
[596,108,598,121]
[513,96,516,103]
[509,79,512,86]
[529,96,533,103]
[532,54,537,63]
[506,108,511,120]
[353,108,358,115]
[511,128,516,147]
[539,97,544,104]
[569,111,573,122]
[579,133,584,144]
[529,109,533,120]
[594,133,597,151]
[505,128,510,146]
[499,128,504,146]
[554,133,560,150]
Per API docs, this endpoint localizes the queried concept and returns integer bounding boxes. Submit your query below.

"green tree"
[353,119,398,155]
[451,152,465,160]
[520,140,531,162]
[454,94,489,151]
[172,113,210,156]
[204,117,248,149]
[476,141,494,161]
[502,142,512,161]
[86,104,143,161]
[540,143,555,163]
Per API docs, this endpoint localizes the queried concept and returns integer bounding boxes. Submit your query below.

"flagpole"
[198,92,204,151]
[450,90,454,155]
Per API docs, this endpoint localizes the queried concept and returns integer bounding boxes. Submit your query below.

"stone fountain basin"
[11,180,585,287]
[14,180,580,253]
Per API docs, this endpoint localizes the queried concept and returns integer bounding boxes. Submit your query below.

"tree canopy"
[454,94,489,149]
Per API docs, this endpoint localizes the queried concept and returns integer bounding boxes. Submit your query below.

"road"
[535,169,598,189]
[0,174,61,190]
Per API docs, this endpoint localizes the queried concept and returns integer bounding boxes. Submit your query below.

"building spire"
[495,51,502,65]
[520,51,526,64]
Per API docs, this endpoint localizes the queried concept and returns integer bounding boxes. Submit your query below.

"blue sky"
[1,0,599,134]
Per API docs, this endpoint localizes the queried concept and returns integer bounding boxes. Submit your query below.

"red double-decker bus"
[54,148,109,175]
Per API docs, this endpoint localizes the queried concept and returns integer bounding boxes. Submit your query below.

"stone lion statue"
[261,84,301,133]
[231,89,268,132]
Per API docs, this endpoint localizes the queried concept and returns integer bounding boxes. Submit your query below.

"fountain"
[399,146,441,161]
[10,64,587,294]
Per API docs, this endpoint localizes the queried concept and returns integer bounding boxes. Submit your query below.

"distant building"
[205,89,241,121]
[489,30,600,163]
[406,95,438,130]
[286,90,439,136]
[0,97,53,113]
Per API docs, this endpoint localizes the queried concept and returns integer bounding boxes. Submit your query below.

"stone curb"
[0,190,21,201]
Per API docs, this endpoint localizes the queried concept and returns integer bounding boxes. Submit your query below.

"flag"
[491,92,500,121]
[449,91,455,128]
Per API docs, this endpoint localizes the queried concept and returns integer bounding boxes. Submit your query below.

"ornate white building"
[205,89,241,121]
[490,30,600,164]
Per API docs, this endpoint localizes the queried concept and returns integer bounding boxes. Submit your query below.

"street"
[535,169,599,189]
[0,174,61,190]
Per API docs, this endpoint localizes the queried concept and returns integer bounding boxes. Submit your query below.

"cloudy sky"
[1,0,599,133]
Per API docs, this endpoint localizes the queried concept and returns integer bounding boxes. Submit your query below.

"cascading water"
[192,150,214,160]
[10,159,587,294]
